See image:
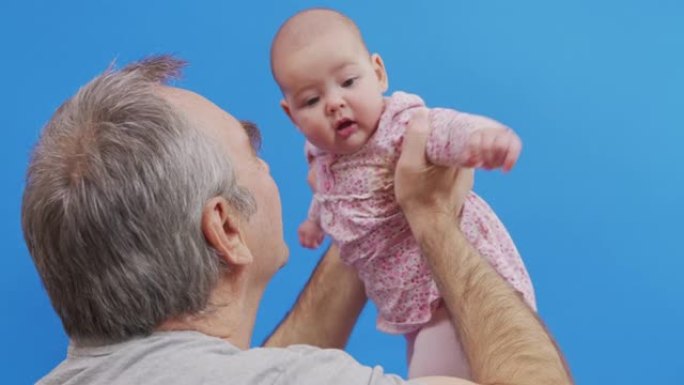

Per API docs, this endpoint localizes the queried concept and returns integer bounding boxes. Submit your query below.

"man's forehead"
[159,86,227,119]
[159,87,236,128]
[158,86,262,156]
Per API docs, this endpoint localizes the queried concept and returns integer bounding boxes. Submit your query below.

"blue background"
[1,0,682,383]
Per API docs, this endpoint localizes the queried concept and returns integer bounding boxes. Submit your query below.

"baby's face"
[277,28,388,155]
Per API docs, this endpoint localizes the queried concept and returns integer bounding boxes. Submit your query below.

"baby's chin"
[328,128,373,155]
[331,138,369,155]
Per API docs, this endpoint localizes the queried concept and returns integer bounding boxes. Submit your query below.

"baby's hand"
[298,219,325,249]
[307,166,317,192]
[462,127,522,172]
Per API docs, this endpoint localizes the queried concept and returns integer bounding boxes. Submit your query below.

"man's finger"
[399,108,431,168]
[455,167,475,194]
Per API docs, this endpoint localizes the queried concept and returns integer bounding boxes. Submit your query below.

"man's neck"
[157,275,262,349]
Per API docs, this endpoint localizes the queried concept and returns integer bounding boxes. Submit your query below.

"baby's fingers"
[481,130,511,169]
[463,131,484,168]
[503,131,522,172]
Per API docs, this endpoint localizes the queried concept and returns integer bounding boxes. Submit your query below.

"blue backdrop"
[1,1,682,384]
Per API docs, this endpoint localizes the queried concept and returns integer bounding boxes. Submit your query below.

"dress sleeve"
[426,107,508,167]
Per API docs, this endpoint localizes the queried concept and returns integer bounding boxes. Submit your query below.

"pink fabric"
[307,91,536,334]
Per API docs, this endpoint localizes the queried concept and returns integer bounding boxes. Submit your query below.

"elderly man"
[22,56,572,385]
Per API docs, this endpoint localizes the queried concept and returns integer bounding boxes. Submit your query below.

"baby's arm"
[298,198,325,249]
[426,108,522,171]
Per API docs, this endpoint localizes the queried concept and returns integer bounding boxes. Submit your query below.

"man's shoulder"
[38,332,409,385]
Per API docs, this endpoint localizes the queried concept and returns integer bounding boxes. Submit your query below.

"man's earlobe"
[201,197,253,267]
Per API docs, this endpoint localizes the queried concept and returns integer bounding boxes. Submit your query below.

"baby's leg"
[405,304,471,379]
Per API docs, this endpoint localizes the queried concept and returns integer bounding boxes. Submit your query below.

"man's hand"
[461,127,522,172]
[298,219,325,249]
[395,110,573,385]
[395,108,473,231]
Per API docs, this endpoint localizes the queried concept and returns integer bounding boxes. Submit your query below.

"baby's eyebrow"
[240,120,262,154]
[291,85,316,100]
[289,63,360,99]
[332,61,358,73]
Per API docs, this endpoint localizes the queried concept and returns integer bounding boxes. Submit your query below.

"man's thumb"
[400,108,431,165]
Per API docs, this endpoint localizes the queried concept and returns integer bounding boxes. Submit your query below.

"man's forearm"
[411,213,573,385]
[264,244,367,348]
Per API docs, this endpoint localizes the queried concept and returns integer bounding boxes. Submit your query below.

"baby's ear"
[371,53,389,92]
[280,99,294,122]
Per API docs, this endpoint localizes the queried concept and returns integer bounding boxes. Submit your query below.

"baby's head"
[271,8,389,155]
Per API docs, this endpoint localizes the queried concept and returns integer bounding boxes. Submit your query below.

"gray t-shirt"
[37,331,412,385]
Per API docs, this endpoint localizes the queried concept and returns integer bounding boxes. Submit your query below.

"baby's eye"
[341,77,357,88]
[304,97,320,107]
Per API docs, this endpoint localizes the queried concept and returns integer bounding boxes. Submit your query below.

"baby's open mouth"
[336,118,355,131]
[335,118,359,139]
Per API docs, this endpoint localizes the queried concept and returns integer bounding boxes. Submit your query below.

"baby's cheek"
[300,112,322,130]
[301,123,325,144]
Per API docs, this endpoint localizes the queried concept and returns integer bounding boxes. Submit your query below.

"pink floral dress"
[307,91,536,334]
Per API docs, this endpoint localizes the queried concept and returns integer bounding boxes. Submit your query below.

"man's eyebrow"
[240,120,262,153]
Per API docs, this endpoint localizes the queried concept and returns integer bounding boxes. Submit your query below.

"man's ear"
[201,197,252,267]
[371,53,389,93]
[280,99,294,123]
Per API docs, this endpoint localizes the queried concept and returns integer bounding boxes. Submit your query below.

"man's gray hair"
[22,55,255,344]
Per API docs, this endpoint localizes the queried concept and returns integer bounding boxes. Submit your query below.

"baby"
[271,9,536,379]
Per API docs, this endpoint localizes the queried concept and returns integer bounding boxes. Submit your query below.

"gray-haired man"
[23,56,572,385]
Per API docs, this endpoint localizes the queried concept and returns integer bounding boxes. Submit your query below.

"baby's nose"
[326,94,345,113]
